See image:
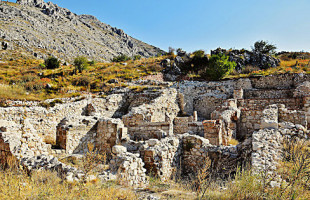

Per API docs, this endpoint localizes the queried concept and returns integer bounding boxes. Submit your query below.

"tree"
[74,56,89,73]
[45,56,60,69]
[202,54,236,81]
[253,40,277,55]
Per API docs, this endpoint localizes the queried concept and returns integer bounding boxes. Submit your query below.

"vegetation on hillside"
[0,56,164,101]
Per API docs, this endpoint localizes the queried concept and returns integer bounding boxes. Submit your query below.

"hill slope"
[0,0,164,61]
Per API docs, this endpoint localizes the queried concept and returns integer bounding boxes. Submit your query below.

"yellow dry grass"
[0,169,136,200]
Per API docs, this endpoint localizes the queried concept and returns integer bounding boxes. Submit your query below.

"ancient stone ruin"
[1,73,310,187]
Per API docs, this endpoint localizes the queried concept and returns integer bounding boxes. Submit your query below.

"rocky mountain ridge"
[0,0,164,61]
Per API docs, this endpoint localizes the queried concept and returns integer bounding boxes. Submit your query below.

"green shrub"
[133,55,142,61]
[74,56,89,73]
[192,50,205,58]
[88,60,96,66]
[112,55,131,62]
[202,54,236,80]
[45,57,60,69]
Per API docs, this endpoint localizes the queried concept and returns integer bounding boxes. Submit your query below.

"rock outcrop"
[0,1,164,61]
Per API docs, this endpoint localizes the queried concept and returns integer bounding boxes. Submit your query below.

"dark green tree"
[253,40,277,55]
[45,56,60,69]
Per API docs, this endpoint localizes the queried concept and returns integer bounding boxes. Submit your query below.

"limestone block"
[112,145,127,155]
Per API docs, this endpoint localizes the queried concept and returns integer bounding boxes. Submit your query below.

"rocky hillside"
[0,0,164,61]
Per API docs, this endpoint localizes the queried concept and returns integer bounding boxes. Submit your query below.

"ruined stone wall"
[238,98,303,111]
[123,88,179,124]
[279,107,307,127]
[243,89,293,99]
[251,104,309,174]
[176,79,252,117]
[181,134,239,176]
[95,118,128,157]
[173,117,204,136]
[122,88,179,139]
[141,137,181,181]
[110,145,148,187]
[0,94,126,142]
[56,117,98,154]
[238,98,304,139]
[249,73,310,89]
[126,122,171,141]
[203,120,223,146]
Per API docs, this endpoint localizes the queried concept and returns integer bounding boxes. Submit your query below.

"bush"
[133,55,142,61]
[112,55,131,62]
[45,57,60,69]
[192,50,205,58]
[74,56,89,73]
[73,76,92,86]
[202,54,236,80]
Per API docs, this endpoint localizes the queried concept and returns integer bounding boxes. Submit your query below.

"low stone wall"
[0,132,14,167]
[126,122,171,141]
[123,88,179,125]
[238,98,303,111]
[249,73,310,89]
[193,96,225,119]
[244,89,293,99]
[238,98,304,139]
[251,104,309,174]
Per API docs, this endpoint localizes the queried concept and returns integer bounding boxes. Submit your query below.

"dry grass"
[226,58,310,79]
[0,169,136,200]
[0,56,164,101]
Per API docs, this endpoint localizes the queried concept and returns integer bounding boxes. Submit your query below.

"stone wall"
[203,120,223,146]
[173,117,204,136]
[238,98,303,111]
[249,73,310,89]
[56,117,98,154]
[95,118,128,157]
[123,88,179,125]
[181,134,239,176]
[126,122,171,141]
[238,98,304,139]
[0,94,126,142]
[176,79,252,116]
[244,89,293,99]
[251,104,309,174]
[110,145,148,187]
[279,107,307,127]
[141,137,181,181]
